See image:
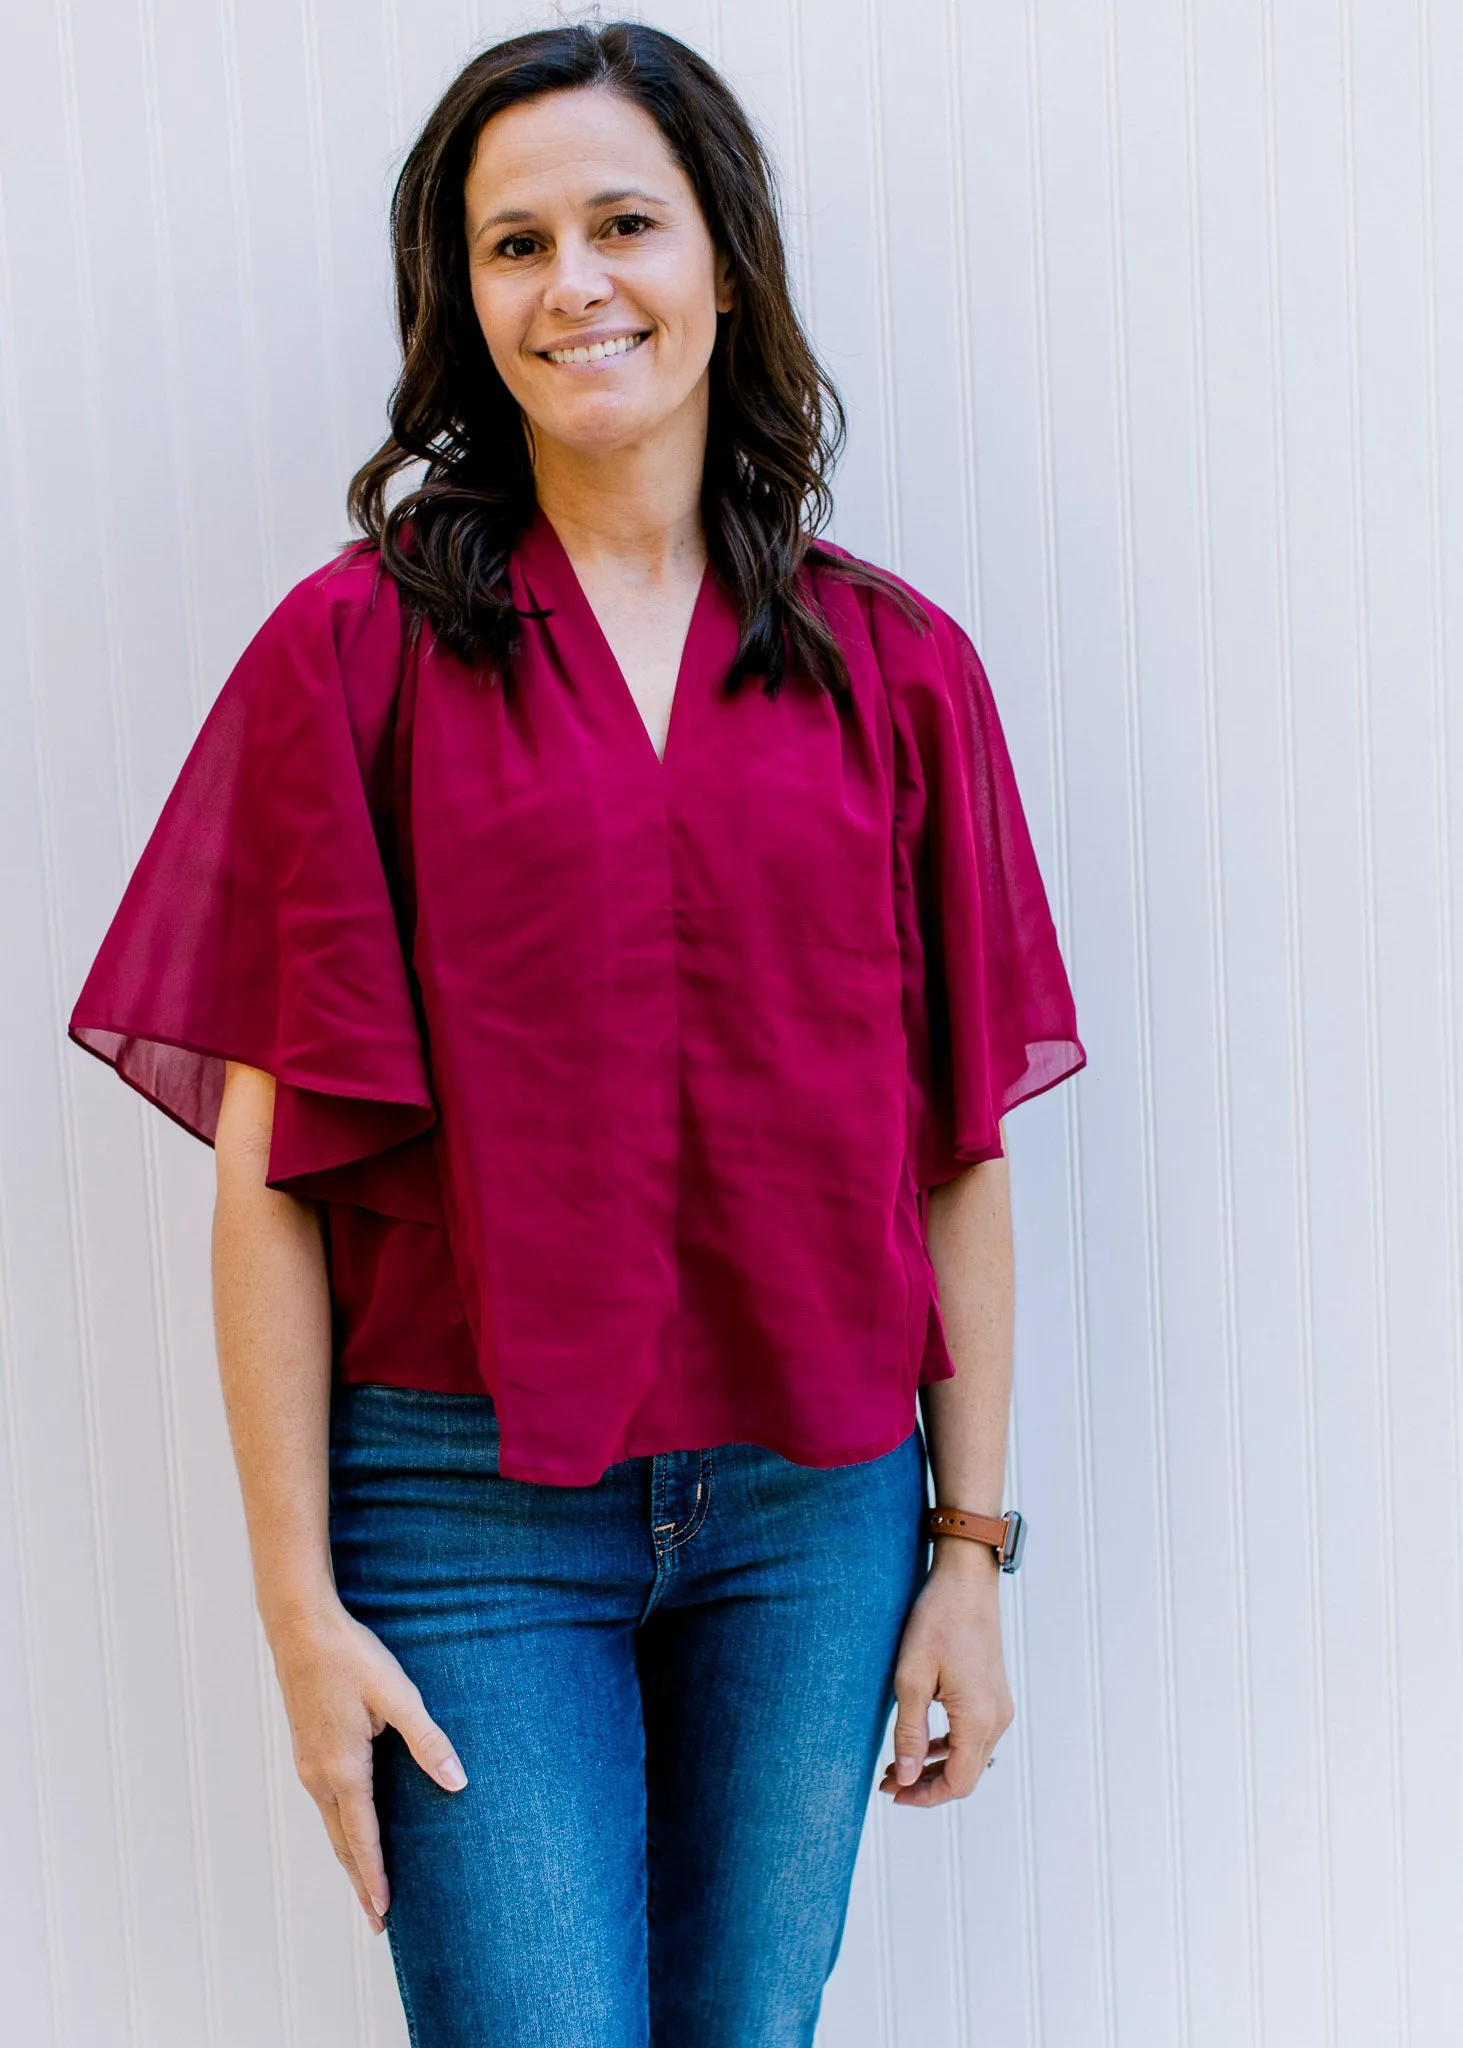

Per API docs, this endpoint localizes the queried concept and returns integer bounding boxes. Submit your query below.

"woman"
[71,21,1084,2047]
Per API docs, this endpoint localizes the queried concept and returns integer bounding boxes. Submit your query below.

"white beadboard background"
[1,1,1459,2043]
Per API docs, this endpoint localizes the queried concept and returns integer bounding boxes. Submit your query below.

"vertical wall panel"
[1,3,1457,2043]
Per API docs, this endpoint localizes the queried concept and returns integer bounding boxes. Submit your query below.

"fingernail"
[439,1756,467,1790]
[897,1755,919,1784]
[370,1894,388,1917]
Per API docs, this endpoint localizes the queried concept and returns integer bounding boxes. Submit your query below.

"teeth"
[544,332,645,365]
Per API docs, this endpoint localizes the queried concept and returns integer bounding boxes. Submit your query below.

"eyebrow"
[473,188,671,239]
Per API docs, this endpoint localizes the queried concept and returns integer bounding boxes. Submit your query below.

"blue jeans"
[328,1384,929,2048]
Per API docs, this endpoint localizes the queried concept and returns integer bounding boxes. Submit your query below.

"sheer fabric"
[71,511,1084,1483]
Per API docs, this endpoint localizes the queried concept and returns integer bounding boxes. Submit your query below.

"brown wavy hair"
[347,18,923,701]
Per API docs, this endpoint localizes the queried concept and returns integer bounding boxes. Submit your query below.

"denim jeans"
[327,1384,929,2048]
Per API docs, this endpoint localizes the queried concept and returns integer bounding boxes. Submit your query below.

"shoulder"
[805,537,974,699]
[808,537,967,648]
[806,543,1022,810]
[258,542,403,660]
[216,544,406,773]
[233,543,404,710]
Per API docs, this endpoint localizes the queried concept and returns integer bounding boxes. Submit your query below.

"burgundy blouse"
[70,507,1085,1485]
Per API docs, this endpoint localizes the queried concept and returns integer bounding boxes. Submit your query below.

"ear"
[713,249,737,315]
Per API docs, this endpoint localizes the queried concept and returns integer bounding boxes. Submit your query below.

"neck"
[527,384,709,579]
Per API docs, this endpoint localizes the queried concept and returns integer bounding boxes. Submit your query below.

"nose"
[542,233,613,318]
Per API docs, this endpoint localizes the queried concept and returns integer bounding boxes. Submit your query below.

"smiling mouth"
[538,331,651,366]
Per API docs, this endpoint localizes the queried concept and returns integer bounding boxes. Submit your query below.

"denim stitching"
[657,1448,712,1553]
[386,1916,423,2048]
[645,1749,664,2048]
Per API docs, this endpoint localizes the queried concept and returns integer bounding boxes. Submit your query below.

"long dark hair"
[348,19,923,700]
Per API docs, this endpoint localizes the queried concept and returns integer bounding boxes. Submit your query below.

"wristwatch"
[926,1506,1027,1573]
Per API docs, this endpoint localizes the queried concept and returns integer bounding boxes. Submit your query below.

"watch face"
[1001,1511,1027,1572]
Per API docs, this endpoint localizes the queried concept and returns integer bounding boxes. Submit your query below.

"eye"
[492,232,541,260]
[604,212,656,241]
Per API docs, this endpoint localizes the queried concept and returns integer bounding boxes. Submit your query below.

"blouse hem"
[492,1411,925,1489]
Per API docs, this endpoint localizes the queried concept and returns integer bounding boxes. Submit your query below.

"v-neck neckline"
[521,503,716,772]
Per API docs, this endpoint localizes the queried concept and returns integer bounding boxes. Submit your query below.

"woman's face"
[464,87,735,461]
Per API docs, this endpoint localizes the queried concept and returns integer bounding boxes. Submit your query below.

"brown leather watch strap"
[926,1506,1027,1571]
[928,1507,1009,1547]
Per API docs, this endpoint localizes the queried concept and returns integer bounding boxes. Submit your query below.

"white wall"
[2,2,1459,2043]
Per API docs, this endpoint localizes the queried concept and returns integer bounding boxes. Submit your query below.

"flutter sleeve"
[884,595,1086,1188]
[68,554,439,1213]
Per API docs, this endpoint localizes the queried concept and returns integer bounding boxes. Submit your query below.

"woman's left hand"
[878,1550,1014,1806]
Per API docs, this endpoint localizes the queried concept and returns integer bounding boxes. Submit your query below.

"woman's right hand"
[266,1597,468,1933]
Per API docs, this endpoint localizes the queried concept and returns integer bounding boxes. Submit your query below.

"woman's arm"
[212,1062,339,1629]
[880,1135,1016,1806]
[213,1062,468,1927]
